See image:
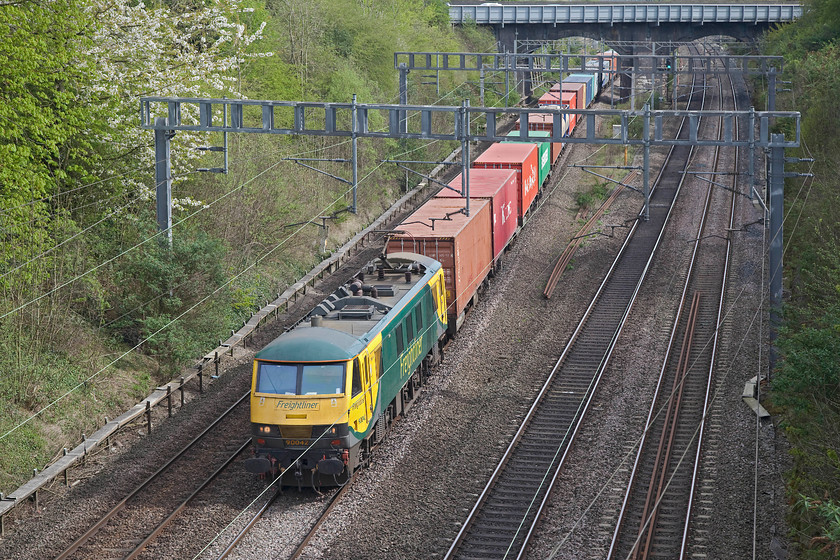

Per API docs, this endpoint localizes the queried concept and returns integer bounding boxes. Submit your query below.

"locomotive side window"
[351,358,363,397]
[373,347,382,382]
[406,314,415,342]
[415,306,424,335]
[256,363,297,395]
[395,324,404,354]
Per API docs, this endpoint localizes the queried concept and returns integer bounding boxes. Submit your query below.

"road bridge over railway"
[448,3,802,52]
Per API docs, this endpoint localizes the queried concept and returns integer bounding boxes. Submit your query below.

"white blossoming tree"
[81,0,270,211]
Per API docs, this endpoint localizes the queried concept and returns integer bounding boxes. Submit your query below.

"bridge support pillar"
[523,70,533,101]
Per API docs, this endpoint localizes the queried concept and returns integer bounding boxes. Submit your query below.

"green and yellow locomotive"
[245,253,447,486]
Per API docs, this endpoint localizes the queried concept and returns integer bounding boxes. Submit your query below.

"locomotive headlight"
[259,425,272,434]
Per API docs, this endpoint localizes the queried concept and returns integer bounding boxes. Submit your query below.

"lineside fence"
[0,146,463,535]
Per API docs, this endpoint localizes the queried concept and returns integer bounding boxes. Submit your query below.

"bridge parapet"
[449,3,802,26]
[450,3,802,51]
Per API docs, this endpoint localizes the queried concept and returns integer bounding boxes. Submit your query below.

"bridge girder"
[495,22,768,55]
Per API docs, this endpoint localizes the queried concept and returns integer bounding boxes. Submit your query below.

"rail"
[607,47,740,558]
[445,57,705,559]
[54,392,250,559]
[0,146,462,536]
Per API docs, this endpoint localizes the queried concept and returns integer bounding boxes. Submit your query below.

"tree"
[0,1,98,283]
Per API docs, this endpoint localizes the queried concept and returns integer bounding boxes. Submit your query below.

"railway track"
[54,392,252,560]
[443,47,710,560]
[215,488,283,559]
[607,47,743,560]
[212,479,349,560]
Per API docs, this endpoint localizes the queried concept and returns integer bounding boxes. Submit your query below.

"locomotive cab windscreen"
[256,362,346,395]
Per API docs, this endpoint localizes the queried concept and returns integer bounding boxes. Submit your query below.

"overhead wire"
[6,75,473,324]
[193,76,542,556]
[0,83,478,443]
[196,206,516,557]
[544,142,816,560]
[0,160,286,321]
[228,65,804,560]
[540,60,815,556]
[0,192,149,281]
[0,164,155,215]
[195,70,680,555]
[0,161,360,443]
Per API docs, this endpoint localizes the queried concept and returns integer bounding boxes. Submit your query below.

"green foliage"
[762,4,840,556]
[423,0,449,28]
[0,423,47,493]
[764,0,840,60]
[574,182,610,212]
[239,2,302,100]
[0,0,492,492]
[773,306,840,411]
[0,321,83,408]
[455,18,497,52]
[105,217,232,373]
[0,0,99,275]
[324,63,376,103]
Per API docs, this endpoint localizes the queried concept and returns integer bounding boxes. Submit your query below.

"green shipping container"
[505,130,551,187]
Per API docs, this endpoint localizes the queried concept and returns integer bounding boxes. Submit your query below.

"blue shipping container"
[564,73,597,106]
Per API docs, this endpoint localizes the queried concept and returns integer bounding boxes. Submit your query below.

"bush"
[105,219,233,375]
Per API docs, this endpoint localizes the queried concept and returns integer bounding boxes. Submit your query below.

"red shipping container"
[549,82,563,92]
[472,142,539,224]
[435,169,519,263]
[538,91,564,106]
[559,91,583,136]
[561,82,586,110]
[386,198,492,328]
[514,114,563,163]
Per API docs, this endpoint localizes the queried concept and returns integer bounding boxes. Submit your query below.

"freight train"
[244,54,617,487]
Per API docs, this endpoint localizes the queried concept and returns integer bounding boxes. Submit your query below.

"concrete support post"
[504,52,510,108]
[399,63,409,134]
[748,106,756,199]
[768,133,785,375]
[672,49,678,110]
[154,117,173,246]
[460,99,471,217]
[524,70,533,101]
[643,104,651,221]
[651,42,656,109]
[619,50,633,105]
[435,54,441,97]
[351,94,358,213]
[513,32,520,99]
